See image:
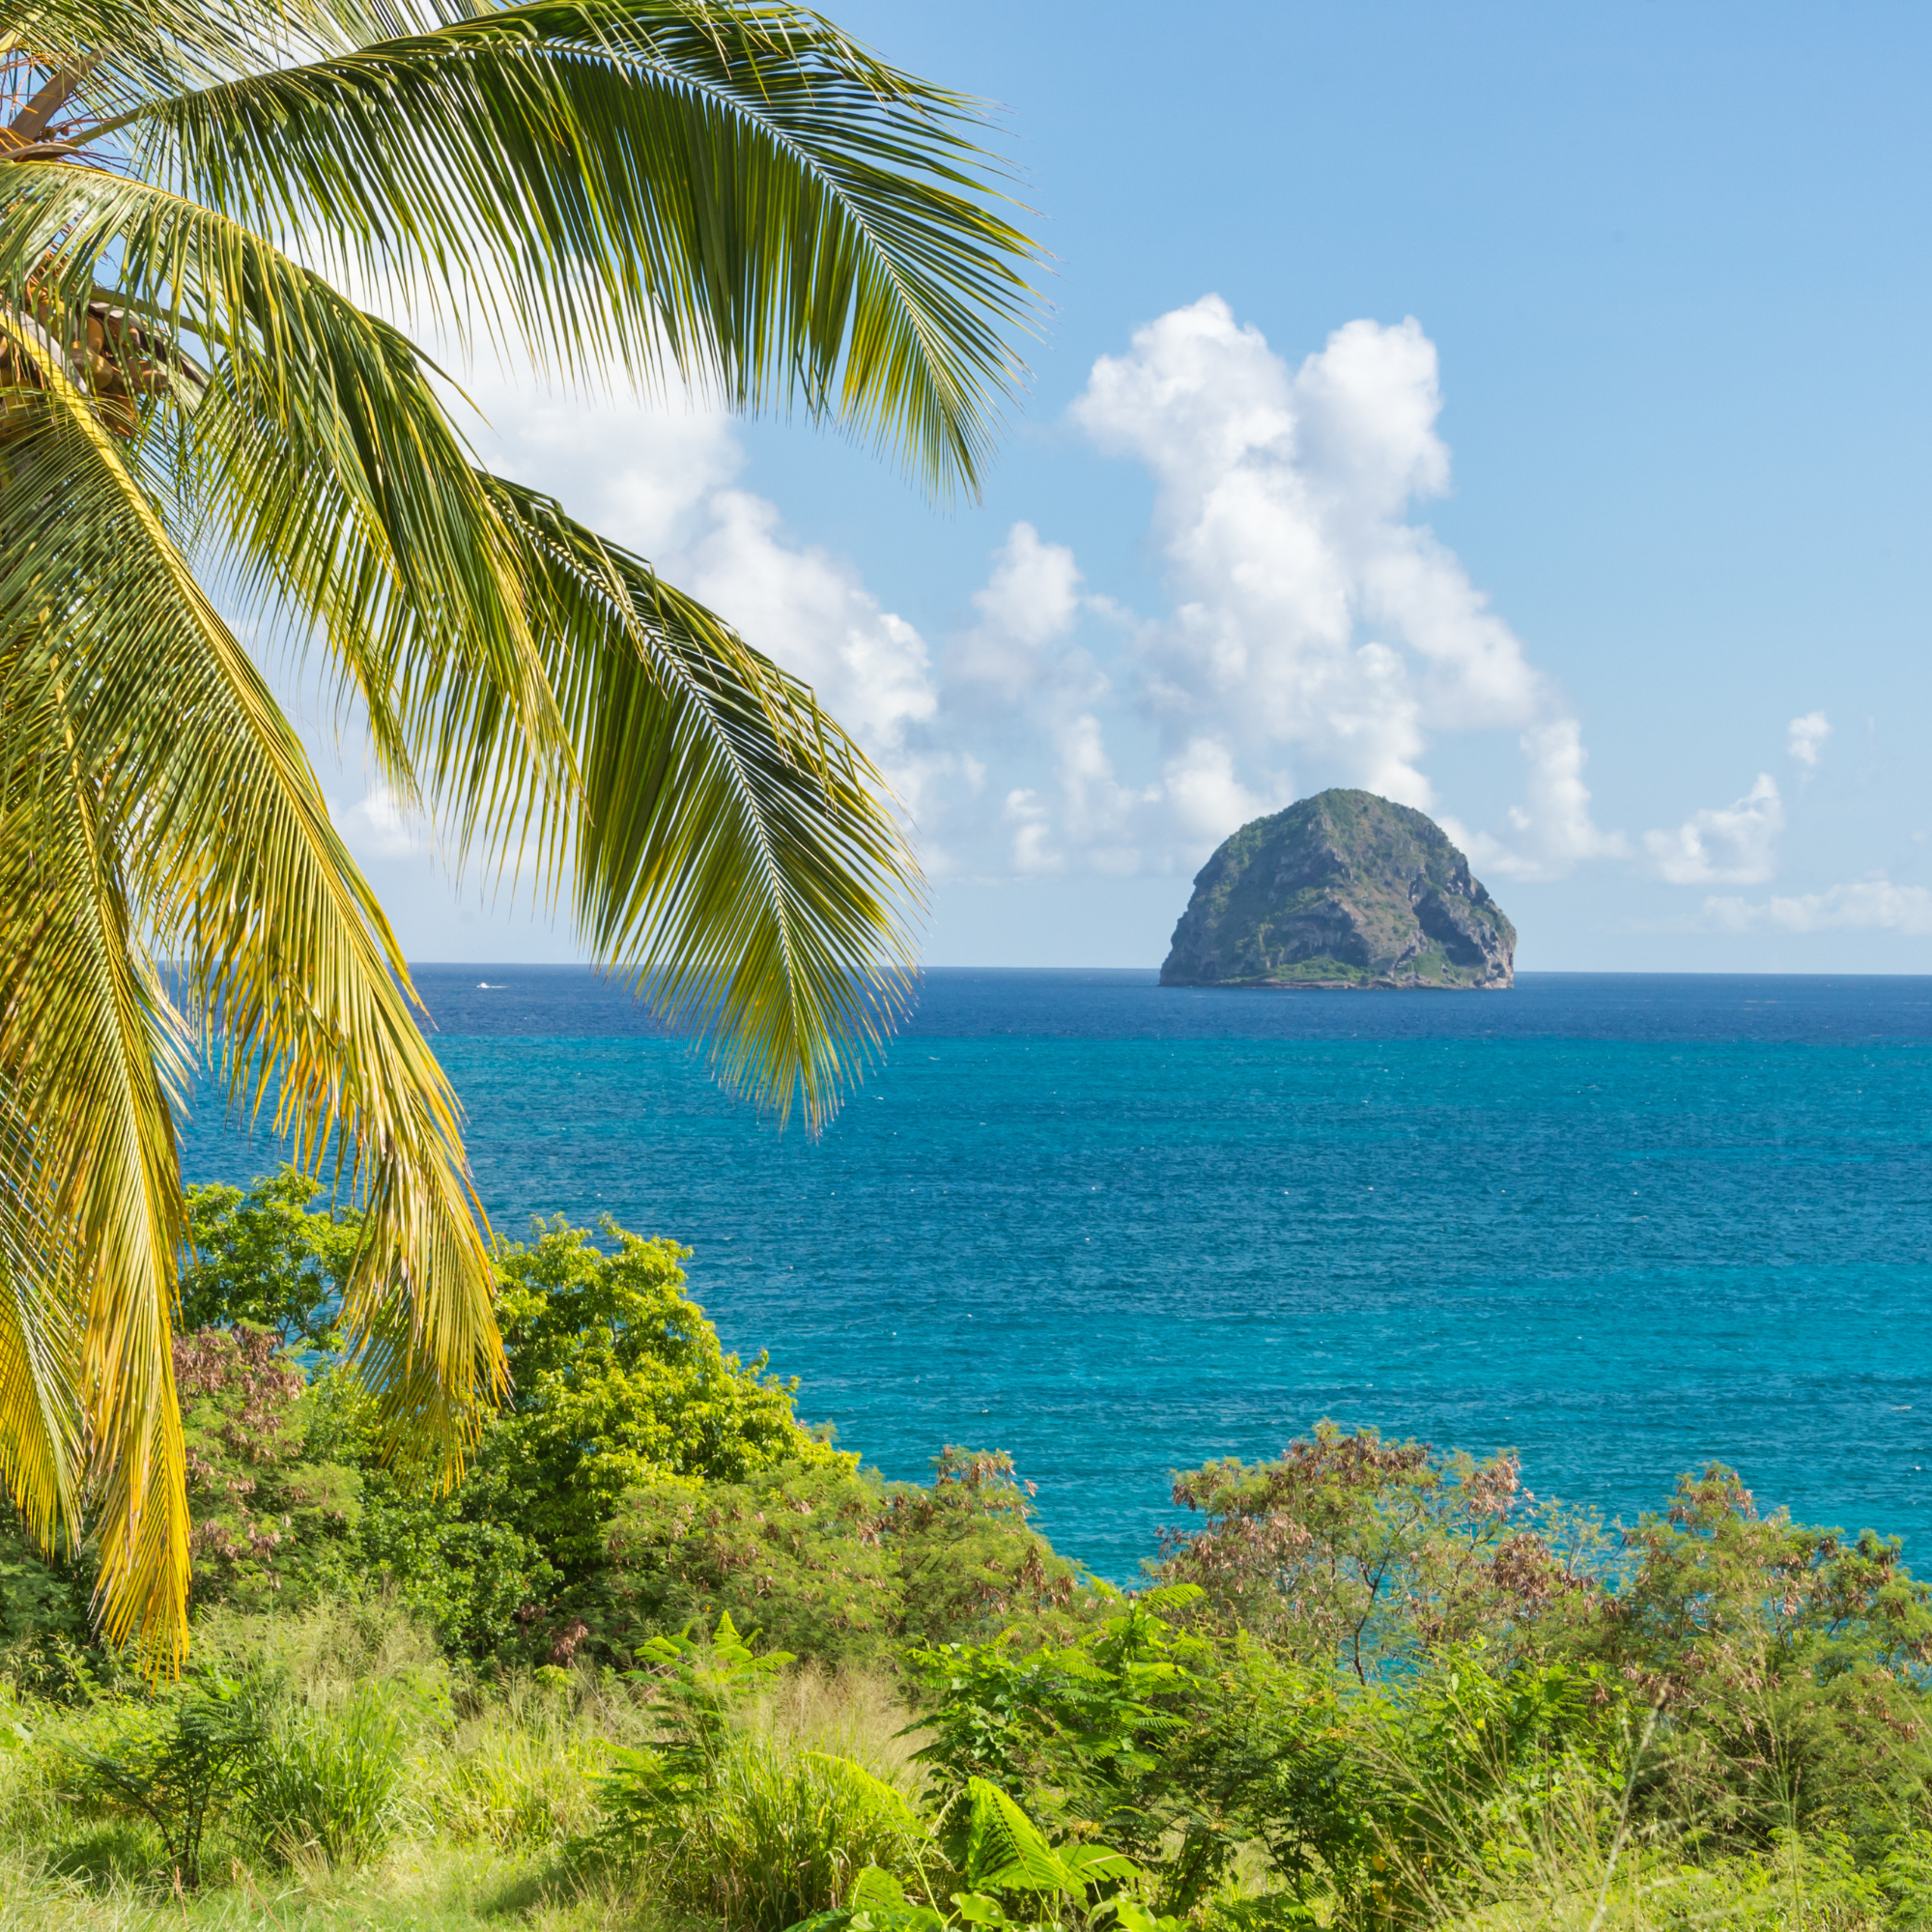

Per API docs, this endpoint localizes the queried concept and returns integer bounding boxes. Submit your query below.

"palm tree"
[0,0,1037,1663]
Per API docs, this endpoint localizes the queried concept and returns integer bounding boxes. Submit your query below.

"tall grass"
[247,1683,412,1866]
[1344,1687,1932,1932]
[753,1659,930,1791]
[0,1839,633,1929]
[1415,1816,1921,1932]
[585,1651,934,1931]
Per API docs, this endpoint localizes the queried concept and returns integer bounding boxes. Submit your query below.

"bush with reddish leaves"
[175,1324,359,1608]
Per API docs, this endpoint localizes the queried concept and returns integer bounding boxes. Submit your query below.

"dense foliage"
[6,1170,1932,1931]
[1,1176,1093,1674]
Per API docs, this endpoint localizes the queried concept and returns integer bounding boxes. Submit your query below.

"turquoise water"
[180,970,1932,1581]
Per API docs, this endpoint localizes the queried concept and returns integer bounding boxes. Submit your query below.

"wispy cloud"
[1704,879,1932,934]
[1788,711,1832,770]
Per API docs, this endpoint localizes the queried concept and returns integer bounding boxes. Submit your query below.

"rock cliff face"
[1159,789,1516,990]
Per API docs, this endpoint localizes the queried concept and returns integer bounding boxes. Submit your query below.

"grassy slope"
[0,1848,617,1931]
[0,1605,927,1931]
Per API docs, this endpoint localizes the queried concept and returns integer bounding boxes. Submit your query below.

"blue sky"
[325,2,1932,971]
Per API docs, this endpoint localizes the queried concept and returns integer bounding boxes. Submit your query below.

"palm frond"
[0,161,569,854]
[105,0,1043,496]
[0,550,193,1662]
[499,479,920,1126]
[0,1092,86,1567]
[0,162,919,1134]
[0,324,503,1654]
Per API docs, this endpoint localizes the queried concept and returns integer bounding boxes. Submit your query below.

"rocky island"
[1159,789,1516,990]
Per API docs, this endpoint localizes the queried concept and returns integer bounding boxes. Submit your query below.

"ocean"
[178,969,1932,1583]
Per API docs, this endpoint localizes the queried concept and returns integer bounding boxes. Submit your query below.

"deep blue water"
[179,970,1932,1582]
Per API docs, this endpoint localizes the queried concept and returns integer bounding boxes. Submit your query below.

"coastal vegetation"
[0,0,1037,1664]
[3,1176,1932,1928]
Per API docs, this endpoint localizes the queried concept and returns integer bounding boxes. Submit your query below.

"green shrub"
[481,1217,849,1584]
[315,1452,558,1660]
[606,1461,901,1664]
[1553,1465,1932,1853]
[602,1735,934,1931]
[789,1777,1151,1932]
[605,1447,1101,1667]
[180,1168,362,1349]
[590,1611,934,1928]
[175,1325,361,1611]
[1160,1424,1605,1679]
[0,1532,95,1692]
[912,1590,1236,1911]
[64,1671,262,1889]
[888,1449,1099,1649]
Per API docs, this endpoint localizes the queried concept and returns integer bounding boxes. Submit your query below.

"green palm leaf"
[497,478,919,1122]
[0,339,506,1658]
[108,0,1042,496]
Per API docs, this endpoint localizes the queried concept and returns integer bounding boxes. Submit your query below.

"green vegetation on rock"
[1160,788,1517,989]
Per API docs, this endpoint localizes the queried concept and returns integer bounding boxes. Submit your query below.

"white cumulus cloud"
[678,489,937,753]
[420,305,1642,896]
[1066,296,1623,877]
[1704,879,1932,934]
[1643,775,1784,885]
[420,309,1653,899]
[1162,737,1277,846]
[946,522,1086,704]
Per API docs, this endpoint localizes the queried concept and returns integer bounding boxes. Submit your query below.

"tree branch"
[10,62,93,141]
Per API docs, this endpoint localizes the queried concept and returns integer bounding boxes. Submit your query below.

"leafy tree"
[1159,1423,1601,1680]
[174,1325,360,1609]
[482,1217,840,1584]
[605,1445,1097,1666]
[1556,1464,1932,1847]
[1580,1463,1932,1695]
[609,1460,901,1663]
[0,1,1037,1662]
[180,1170,362,1349]
[320,1215,853,1656]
